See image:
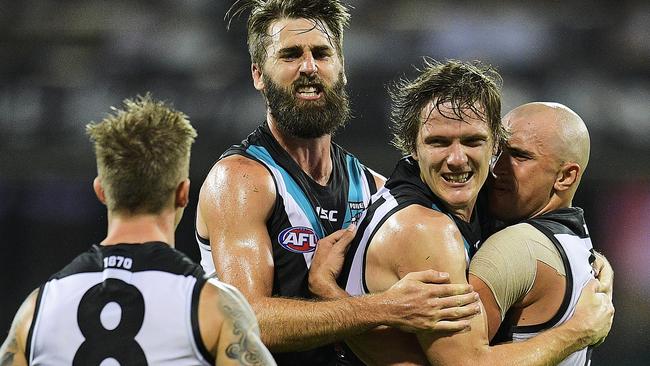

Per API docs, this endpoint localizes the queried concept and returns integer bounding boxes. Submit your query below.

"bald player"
[469,102,602,365]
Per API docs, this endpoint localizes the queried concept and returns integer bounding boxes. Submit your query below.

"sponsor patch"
[278,226,319,253]
[347,201,367,224]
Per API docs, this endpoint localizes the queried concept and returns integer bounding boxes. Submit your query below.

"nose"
[447,142,468,168]
[299,52,317,75]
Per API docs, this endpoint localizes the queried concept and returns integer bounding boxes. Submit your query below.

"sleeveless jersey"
[339,157,482,296]
[26,242,213,366]
[493,207,595,366]
[197,124,377,365]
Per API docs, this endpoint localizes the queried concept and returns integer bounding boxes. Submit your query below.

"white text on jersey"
[316,207,338,222]
[103,255,133,270]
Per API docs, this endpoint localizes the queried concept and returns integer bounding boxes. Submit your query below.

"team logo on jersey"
[348,201,367,224]
[278,226,319,253]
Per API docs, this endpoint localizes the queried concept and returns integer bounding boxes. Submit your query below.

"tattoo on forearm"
[219,291,272,366]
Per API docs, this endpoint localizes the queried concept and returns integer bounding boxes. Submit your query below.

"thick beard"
[263,73,350,139]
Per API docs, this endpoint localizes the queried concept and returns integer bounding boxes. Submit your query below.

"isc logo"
[278,226,319,253]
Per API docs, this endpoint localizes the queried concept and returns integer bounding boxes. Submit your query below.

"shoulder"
[199,155,276,207]
[478,222,548,253]
[368,168,387,190]
[470,223,542,278]
[206,154,274,188]
[371,204,465,275]
[390,205,461,243]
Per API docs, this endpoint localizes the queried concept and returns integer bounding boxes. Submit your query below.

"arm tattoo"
[0,337,17,366]
[217,284,274,366]
[222,303,264,365]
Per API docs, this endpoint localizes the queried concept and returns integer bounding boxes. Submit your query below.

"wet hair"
[390,59,506,155]
[227,0,350,66]
[86,94,197,214]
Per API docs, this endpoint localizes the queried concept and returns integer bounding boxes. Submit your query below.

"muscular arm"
[1,289,38,366]
[199,279,276,366]
[366,206,611,366]
[468,225,539,339]
[469,224,568,340]
[197,156,455,352]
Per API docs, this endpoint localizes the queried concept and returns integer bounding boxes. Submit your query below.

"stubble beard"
[263,73,350,139]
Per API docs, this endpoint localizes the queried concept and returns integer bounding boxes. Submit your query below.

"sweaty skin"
[312,102,612,365]
[471,102,599,341]
[196,17,480,353]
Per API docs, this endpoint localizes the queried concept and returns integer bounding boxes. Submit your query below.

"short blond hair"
[86,94,197,214]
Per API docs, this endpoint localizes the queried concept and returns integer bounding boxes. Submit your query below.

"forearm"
[251,294,392,352]
[480,323,586,366]
[346,327,427,366]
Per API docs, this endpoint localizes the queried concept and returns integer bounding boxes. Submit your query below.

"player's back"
[27,242,214,366]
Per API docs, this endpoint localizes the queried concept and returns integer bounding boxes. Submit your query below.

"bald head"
[504,102,590,175]
[489,102,591,221]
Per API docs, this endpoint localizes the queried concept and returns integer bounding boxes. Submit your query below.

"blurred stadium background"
[1,1,648,364]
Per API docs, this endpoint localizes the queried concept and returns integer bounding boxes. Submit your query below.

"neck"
[531,194,572,219]
[447,201,475,223]
[102,209,176,247]
[267,114,333,185]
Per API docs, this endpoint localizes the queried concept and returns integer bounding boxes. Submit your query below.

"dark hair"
[227,0,350,66]
[390,59,506,155]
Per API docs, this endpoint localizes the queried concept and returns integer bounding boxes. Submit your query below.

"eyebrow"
[506,144,534,157]
[276,44,333,57]
[310,45,333,53]
[277,46,302,57]
[461,133,489,141]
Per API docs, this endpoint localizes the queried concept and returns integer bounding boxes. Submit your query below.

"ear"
[93,177,107,205]
[252,63,265,91]
[175,179,191,208]
[340,57,348,85]
[554,163,580,192]
[411,150,418,161]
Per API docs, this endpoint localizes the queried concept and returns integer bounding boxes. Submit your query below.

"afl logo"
[278,226,319,253]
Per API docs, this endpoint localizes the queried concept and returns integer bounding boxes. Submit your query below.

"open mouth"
[441,172,473,184]
[295,84,323,99]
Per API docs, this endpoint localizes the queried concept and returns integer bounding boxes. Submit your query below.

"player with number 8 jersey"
[0,95,275,365]
[30,243,210,365]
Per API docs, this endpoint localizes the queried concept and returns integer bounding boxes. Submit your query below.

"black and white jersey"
[339,157,482,296]
[26,242,214,366]
[197,124,377,365]
[494,207,595,366]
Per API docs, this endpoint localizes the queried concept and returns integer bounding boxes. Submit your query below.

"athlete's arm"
[0,289,38,366]
[308,224,482,330]
[197,156,479,352]
[468,227,538,340]
[199,279,276,366]
[398,207,613,365]
[364,206,613,365]
[308,208,480,365]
